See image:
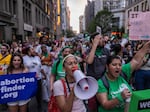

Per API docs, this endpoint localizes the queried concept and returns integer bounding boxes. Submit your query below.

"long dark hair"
[7,53,25,74]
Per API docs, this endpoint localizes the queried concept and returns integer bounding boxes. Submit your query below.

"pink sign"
[129,12,150,40]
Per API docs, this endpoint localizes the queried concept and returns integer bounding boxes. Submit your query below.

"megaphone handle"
[65,77,71,92]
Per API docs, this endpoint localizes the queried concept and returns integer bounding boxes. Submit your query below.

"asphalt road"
[0,97,49,112]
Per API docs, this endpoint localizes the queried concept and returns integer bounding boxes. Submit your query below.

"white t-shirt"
[35,44,51,55]
[53,80,86,112]
[23,55,42,79]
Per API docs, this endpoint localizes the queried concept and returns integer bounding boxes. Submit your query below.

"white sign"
[96,26,101,35]
[24,23,33,32]
[129,12,150,40]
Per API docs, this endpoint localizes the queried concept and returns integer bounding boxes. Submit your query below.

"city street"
[0,0,150,112]
[0,98,48,112]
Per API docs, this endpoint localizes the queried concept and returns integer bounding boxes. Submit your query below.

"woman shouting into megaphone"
[53,54,87,112]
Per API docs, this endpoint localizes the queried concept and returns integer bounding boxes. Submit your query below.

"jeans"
[135,69,150,90]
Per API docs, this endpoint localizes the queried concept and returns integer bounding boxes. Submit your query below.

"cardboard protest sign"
[129,89,150,112]
[0,72,37,104]
[129,12,150,40]
[96,26,102,35]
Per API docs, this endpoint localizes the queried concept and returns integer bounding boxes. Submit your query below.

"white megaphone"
[72,67,98,100]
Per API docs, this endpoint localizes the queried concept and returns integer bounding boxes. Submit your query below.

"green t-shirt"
[51,59,65,80]
[97,63,132,112]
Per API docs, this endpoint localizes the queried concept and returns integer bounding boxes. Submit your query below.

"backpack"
[101,71,128,93]
[48,79,67,112]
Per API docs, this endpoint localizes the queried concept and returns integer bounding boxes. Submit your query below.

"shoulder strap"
[0,54,9,62]
[101,75,109,92]
[120,71,128,82]
[101,71,128,92]
[60,79,67,97]
[65,77,71,92]
[102,48,110,56]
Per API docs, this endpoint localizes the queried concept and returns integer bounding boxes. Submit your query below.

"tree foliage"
[87,19,96,33]
[87,9,113,35]
[95,9,113,34]
[62,29,75,38]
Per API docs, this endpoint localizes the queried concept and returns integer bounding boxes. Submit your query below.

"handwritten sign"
[129,12,150,40]
[0,72,37,104]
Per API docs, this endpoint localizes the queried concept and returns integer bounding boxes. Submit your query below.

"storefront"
[24,23,33,42]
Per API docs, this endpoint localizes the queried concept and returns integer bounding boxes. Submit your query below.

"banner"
[129,12,150,40]
[129,89,150,112]
[0,72,37,104]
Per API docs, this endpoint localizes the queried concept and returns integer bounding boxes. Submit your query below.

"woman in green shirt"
[96,41,150,112]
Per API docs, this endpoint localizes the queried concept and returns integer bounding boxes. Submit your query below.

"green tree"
[62,29,75,38]
[95,9,113,34]
[87,19,96,33]
[87,9,113,35]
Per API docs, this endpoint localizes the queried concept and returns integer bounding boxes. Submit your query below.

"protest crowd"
[0,32,150,112]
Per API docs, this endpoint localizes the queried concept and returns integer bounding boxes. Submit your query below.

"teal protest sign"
[129,89,150,112]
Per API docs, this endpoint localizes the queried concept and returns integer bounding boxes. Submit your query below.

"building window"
[38,10,41,24]
[142,2,145,11]
[145,0,147,11]
[128,9,132,18]
[8,0,12,13]
[23,0,31,24]
[136,5,139,11]
[42,13,44,25]
[13,0,17,15]
[147,6,149,11]
[134,5,139,11]
[35,8,38,23]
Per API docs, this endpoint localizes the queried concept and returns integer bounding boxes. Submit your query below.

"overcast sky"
[68,0,87,33]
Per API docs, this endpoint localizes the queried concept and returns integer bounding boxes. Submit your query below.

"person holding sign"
[23,45,43,112]
[7,53,29,112]
[96,41,150,112]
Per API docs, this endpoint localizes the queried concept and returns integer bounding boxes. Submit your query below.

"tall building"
[60,0,68,38]
[79,15,84,33]
[0,0,17,42]
[94,0,103,16]
[84,0,95,31]
[55,0,70,39]
[125,0,150,33]
[66,6,71,30]
[87,0,127,34]
[0,0,55,42]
